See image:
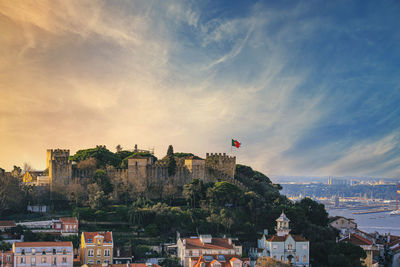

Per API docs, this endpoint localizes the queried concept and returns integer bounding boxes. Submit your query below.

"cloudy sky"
[1,0,399,178]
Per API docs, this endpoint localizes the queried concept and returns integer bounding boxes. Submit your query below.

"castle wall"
[47,149,72,185]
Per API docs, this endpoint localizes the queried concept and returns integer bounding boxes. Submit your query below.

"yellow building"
[80,232,113,265]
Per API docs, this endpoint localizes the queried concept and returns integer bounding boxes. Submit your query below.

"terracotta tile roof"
[14,241,73,247]
[83,232,113,243]
[87,264,160,267]
[60,217,78,223]
[341,234,373,246]
[265,234,308,242]
[193,255,249,267]
[0,221,16,227]
[184,238,234,250]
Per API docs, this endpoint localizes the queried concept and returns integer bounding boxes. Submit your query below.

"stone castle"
[45,148,246,195]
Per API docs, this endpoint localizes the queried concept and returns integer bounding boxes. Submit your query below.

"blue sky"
[0,0,399,177]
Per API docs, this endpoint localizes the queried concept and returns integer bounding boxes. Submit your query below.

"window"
[42,257,47,263]
[97,249,101,256]
[234,263,240,267]
[21,249,25,255]
[53,257,57,265]
[303,255,307,262]
[97,260,101,264]
[6,255,11,262]
[296,255,299,262]
[32,248,36,255]
[273,245,277,250]
[88,249,94,256]
[20,257,25,263]
[31,257,36,265]
[273,255,276,260]
[287,244,292,250]
[104,249,110,256]
[97,239,101,246]
[105,260,110,264]
[62,257,67,263]
[302,244,307,250]
[52,249,56,255]
[88,238,92,243]
[189,250,192,256]
[42,249,46,255]
[281,256,284,261]
[63,249,67,255]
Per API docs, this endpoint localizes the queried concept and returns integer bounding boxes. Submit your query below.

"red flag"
[231,139,241,148]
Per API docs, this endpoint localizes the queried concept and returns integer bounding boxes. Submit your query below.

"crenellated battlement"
[206,152,236,160]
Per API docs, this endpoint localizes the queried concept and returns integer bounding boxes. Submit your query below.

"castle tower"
[127,155,153,192]
[205,153,236,178]
[184,157,205,180]
[275,211,291,236]
[46,149,72,185]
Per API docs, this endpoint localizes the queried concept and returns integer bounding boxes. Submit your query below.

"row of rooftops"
[192,255,250,267]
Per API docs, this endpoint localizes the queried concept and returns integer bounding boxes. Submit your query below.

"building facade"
[257,212,309,267]
[12,241,73,267]
[80,232,113,265]
[329,216,357,236]
[177,235,242,267]
[0,251,14,267]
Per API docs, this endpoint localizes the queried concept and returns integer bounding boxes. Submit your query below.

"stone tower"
[275,211,291,236]
[184,157,206,180]
[127,155,154,192]
[205,153,236,178]
[46,149,72,185]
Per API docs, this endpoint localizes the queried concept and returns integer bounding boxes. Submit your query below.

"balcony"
[284,249,296,253]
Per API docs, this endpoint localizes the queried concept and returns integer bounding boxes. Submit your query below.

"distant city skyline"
[0,1,399,177]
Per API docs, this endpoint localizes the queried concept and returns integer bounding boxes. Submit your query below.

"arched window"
[63,249,67,255]
[21,249,25,255]
[288,244,292,250]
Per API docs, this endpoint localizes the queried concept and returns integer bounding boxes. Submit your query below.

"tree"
[87,183,106,209]
[11,165,22,179]
[66,179,87,207]
[0,174,24,215]
[183,179,205,208]
[92,169,113,195]
[166,145,177,176]
[115,144,123,152]
[23,162,33,173]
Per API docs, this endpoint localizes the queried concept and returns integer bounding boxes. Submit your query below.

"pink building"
[13,241,73,267]
[52,217,79,234]
[0,251,14,267]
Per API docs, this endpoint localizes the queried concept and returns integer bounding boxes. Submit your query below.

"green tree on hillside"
[166,145,177,176]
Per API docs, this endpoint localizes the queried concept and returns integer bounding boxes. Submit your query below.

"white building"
[177,235,242,267]
[257,212,309,267]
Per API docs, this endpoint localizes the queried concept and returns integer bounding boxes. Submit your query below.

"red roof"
[83,232,113,243]
[87,264,160,267]
[193,255,249,267]
[341,234,373,246]
[60,217,78,223]
[14,241,73,247]
[184,238,234,250]
[266,234,308,242]
[0,221,16,227]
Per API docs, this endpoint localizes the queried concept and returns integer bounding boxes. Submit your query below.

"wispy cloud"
[0,0,399,178]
